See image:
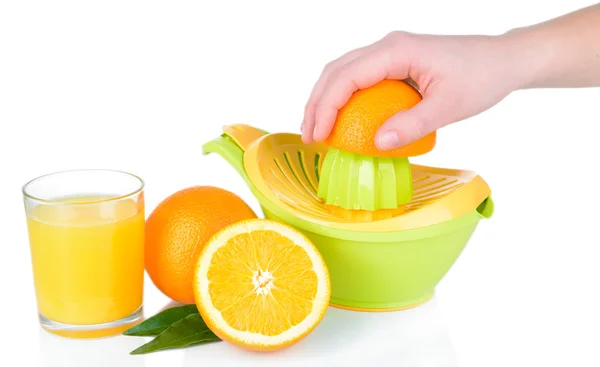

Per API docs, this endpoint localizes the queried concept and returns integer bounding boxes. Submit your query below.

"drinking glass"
[23,169,145,338]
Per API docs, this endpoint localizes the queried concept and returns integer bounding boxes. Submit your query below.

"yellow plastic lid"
[225,124,491,232]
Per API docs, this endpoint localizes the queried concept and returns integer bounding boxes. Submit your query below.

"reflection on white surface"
[38,329,148,367]
[37,296,457,367]
[180,296,458,366]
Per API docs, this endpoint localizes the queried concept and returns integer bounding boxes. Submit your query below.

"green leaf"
[130,313,220,355]
[123,304,199,336]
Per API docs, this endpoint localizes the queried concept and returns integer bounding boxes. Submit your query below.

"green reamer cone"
[317,147,413,211]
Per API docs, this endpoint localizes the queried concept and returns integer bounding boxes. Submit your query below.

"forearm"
[502,3,600,89]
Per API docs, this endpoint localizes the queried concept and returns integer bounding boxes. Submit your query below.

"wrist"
[496,25,557,90]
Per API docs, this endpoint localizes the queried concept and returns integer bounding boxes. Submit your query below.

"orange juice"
[26,195,145,336]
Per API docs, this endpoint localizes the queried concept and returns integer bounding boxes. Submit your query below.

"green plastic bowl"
[262,205,491,310]
[202,129,494,311]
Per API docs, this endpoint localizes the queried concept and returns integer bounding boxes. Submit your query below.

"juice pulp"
[27,195,145,329]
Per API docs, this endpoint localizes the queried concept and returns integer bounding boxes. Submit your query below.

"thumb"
[374,94,449,151]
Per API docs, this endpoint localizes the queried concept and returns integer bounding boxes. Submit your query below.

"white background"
[1,1,599,366]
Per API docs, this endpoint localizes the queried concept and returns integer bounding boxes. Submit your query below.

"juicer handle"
[476,196,494,219]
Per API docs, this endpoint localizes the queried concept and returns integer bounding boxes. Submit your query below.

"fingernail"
[378,131,400,150]
[312,125,320,140]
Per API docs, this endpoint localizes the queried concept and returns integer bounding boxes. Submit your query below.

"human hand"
[300,31,527,150]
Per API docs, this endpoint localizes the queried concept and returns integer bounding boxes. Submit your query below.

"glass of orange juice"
[23,169,145,338]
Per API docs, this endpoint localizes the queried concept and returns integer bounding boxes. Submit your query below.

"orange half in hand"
[324,79,436,158]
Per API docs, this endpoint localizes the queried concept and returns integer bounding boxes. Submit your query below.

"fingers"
[301,45,373,144]
[312,47,412,142]
[374,92,449,150]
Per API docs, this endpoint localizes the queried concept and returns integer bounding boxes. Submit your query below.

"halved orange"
[193,218,331,351]
[324,79,436,158]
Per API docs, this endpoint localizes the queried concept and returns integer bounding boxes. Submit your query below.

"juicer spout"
[201,124,268,188]
[202,134,251,186]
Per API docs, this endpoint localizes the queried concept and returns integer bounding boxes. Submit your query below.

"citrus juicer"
[202,124,494,311]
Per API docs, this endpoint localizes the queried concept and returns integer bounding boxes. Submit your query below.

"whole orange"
[324,79,436,158]
[145,186,257,304]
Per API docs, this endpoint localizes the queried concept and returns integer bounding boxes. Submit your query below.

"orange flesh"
[206,230,318,336]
